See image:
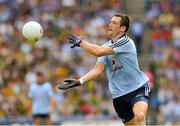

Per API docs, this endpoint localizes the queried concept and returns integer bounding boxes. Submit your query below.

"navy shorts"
[33,114,49,119]
[113,83,150,123]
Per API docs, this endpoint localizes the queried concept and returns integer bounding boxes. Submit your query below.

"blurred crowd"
[144,0,180,124]
[0,0,179,125]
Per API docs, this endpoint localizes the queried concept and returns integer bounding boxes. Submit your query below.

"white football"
[22,21,43,42]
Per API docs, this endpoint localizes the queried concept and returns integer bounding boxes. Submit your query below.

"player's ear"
[120,26,126,32]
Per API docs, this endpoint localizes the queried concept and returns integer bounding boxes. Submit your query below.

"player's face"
[37,75,45,84]
[108,16,124,37]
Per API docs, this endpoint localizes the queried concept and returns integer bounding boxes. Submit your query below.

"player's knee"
[134,111,145,122]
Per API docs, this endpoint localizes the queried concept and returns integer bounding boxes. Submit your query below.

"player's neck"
[111,33,125,43]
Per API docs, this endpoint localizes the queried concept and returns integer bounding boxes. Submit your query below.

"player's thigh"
[131,84,149,119]
[44,117,51,125]
[34,117,41,125]
[113,97,134,123]
[123,102,148,125]
[124,118,135,125]
[132,100,148,119]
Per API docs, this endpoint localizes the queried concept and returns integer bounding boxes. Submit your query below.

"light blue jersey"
[97,35,149,98]
[28,82,53,115]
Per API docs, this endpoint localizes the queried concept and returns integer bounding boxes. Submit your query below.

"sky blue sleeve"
[112,41,136,54]
[97,56,107,65]
[28,85,33,98]
[47,83,53,97]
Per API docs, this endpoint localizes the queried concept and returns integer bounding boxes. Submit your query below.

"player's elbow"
[91,46,113,57]
[92,50,104,57]
[93,52,102,57]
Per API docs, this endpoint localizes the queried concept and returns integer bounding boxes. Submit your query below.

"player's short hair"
[114,13,130,33]
[37,71,44,77]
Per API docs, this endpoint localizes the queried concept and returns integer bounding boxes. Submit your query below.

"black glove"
[68,34,82,48]
[58,79,81,90]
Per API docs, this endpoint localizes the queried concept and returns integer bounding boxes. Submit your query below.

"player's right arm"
[58,62,105,90]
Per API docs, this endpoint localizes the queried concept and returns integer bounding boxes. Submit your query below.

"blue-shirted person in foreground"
[58,13,150,125]
[28,72,54,125]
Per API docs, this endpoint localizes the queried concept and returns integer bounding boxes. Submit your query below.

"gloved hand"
[58,79,81,90]
[68,34,82,48]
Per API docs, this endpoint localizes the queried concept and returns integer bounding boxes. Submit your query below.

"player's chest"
[32,85,48,95]
[106,54,121,66]
[106,54,124,72]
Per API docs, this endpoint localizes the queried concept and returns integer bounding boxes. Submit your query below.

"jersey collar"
[111,34,126,44]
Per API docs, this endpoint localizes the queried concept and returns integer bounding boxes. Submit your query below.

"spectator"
[131,19,144,54]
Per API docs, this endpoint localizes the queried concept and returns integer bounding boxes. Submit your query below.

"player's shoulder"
[30,82,37,87]
[44,82,52,88]
[29,83,38,90]
[101,40,112,47]
[116,35,135,48]
[111,35,130,48]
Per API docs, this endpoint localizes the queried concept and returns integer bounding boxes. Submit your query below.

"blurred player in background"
[59,13,150,125]
[28,72,54,125]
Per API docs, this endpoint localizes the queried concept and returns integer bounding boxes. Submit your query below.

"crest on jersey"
[112,59,116,65]
[111,58,123,72]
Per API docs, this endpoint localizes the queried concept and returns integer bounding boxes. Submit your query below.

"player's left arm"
[58,62,105,90]
[47,84,55,113]
[49,96,55,113]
